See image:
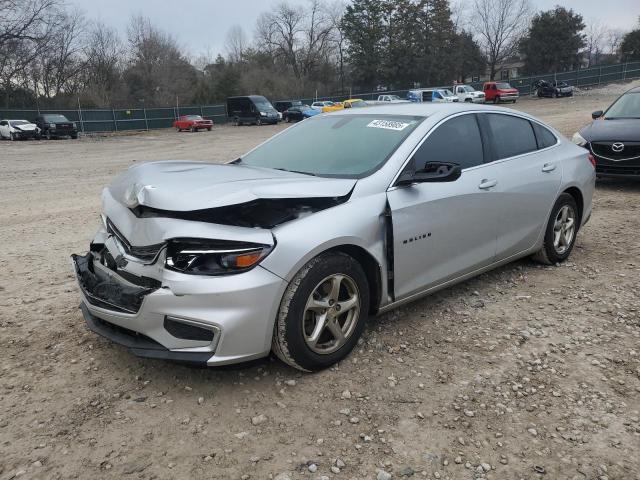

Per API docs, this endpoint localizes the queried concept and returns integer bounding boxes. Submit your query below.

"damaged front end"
[129,195,350,229]
[71,250,160,314]
[70,161,360,365]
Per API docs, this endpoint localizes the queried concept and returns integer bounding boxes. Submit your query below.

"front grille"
[106,219,164,262]
[591,141,640,161]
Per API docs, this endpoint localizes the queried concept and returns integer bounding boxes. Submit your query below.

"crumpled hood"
[580,119,640,142]
[14,123,37,131]
[108,161,357,211]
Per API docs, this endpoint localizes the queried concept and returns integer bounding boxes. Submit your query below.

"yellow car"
[321,99,365,113]
[342,98,364,109]
[321,102,344,113]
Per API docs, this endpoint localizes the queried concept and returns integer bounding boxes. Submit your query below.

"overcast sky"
[69,0,639,58]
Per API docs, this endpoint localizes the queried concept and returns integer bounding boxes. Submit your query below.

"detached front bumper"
[72,243,287,366]
[12,130,38,139]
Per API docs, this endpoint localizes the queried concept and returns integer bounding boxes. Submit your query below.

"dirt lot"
[1,82,639,480]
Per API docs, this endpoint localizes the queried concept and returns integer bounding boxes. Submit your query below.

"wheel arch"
[562,186,584,230]
[324,244,383,315]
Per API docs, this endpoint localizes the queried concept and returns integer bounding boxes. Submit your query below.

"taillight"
[588,153,596,168]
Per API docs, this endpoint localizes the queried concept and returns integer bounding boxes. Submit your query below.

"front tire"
[9,132,14,141]
[533,193,579,265]
[272,252,370,372]
[494,96,500,104]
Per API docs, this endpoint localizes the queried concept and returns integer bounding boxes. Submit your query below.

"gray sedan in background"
[72,104,595,371]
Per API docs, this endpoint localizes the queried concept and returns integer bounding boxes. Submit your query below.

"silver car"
[72,104,595,371]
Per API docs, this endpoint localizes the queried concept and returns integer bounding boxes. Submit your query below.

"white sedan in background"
[311,101,335,110]
[0,119,40,140]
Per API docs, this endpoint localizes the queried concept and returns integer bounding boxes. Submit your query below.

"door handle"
[478,179,497,190]
[542,163,556,172]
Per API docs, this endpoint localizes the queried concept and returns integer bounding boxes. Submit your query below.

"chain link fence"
[2,61,639,134]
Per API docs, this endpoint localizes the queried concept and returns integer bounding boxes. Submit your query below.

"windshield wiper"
[273,168,317,177]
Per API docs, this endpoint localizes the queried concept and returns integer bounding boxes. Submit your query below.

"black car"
[226,96,279,125]
[532,80,574,98]
[273,100,302,113]
[282,105,318,122]
[35,114,78,139]
[572,86,640,178]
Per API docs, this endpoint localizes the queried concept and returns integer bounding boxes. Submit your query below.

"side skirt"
[377,247,538,315]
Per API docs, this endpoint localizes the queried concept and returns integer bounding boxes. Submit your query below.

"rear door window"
[412,114,484,170]
[485,113,538,159]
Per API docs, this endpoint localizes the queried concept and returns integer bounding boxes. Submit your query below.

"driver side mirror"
[591,110,604,120]
[396,162,462,186]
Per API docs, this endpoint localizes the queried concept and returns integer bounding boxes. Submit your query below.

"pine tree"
[520,7,586,74]
[342,0,390,90]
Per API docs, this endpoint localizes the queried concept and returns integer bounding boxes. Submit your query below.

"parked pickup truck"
[407,88,459,103]
[451,84,485,103]
[377,94,410,103]
[483,81,519,104]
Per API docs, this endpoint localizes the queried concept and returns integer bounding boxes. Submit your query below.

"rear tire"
[272,252,369,372]
[532,193,579,265]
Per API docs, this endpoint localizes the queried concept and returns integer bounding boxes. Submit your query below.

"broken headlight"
[165,239,272,276]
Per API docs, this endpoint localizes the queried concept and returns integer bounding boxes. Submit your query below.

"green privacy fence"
[298,60,640,104]
[0,104,228,133]
[2,61,640,134]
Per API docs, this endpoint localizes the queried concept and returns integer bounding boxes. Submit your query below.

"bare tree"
[35,10,86,99]
[470,0,532,80]
[0,0,62,105]
[606,28,626,57]
[256,2,305,79]
[0,0,59,48]
[125,15,198,106]
[327,0,347,93]
[225,25,247,63]
[83,20,124,104]
[584,20,607,67]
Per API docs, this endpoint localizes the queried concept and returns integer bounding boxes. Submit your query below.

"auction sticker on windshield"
[367,119,411,131]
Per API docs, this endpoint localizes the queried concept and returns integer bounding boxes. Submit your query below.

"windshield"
[185,115,202,120]
[388,95,401,100]
[605,92,640,119]
[496,83,512,89]
[10,120,29,126]
[460,86,475,92]
[441,89,454,97]
[44,115,70,122]
[253,98,273,110]
[240,114,423,178]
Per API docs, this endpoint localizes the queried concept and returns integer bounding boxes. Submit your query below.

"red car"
[173,115,213,132]
[483,81,519,104]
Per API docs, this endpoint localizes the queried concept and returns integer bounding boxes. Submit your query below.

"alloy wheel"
[302,274,360,355]
[553,205,575,255]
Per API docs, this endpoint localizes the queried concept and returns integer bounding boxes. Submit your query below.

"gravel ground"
[1,81,639,480]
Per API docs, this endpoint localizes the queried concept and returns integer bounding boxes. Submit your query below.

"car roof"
[627,86,640,94]
[325,102,531,118]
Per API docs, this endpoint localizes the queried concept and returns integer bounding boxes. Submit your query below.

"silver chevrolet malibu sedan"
[72,104,595,371]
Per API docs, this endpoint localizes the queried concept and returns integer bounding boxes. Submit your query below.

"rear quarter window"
[485,113,537,159]
[532,122,558,149]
